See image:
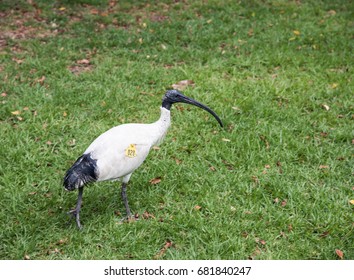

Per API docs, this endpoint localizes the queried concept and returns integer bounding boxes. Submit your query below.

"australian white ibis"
[64,89,223,229]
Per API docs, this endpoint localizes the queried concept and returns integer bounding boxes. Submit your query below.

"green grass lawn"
[0,0,353,260]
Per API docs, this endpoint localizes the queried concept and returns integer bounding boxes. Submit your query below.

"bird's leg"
[121,182,133,221]
[67,187,84,229]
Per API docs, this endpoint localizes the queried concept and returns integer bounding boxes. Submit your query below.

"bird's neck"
[153,107,171,146]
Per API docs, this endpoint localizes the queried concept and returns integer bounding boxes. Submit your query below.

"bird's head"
[162,89,223,127]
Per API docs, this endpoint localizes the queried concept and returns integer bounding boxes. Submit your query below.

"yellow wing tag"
[125,144,137,158]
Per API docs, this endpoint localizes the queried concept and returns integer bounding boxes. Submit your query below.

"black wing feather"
[63,153,98,191]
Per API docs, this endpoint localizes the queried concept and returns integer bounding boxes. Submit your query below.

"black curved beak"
[177,94,223,127]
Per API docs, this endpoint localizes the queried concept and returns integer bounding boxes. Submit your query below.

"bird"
[63,89,223,229]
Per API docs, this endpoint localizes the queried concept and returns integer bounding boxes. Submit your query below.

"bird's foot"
[67,208,82,230]
[120,213,139,223]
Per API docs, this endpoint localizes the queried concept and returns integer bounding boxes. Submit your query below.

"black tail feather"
[63,153,98,191]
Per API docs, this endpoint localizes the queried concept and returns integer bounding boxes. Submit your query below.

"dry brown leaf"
[293,30,301,36]
[149,177,161,185]
[319,165,329,169]
[154,240,173,259]
[90,8,99,15]
[349,200,354,205]
[194,205,202,211]
[281,200,287,207]
[1,92,7,97]
[12,57,24,64]
[171,80,195,91]
[36,75,46,85]
[77,59,90,65]
[288,224,293,232]
[209,166,216,171]
[142,211,155,219]
[335,249,343,259]
[24,254,30,260]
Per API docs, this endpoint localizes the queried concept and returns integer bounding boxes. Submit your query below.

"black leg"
[121,182,132,219]
[68,187,84,229]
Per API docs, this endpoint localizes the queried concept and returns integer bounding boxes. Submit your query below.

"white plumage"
[86,107,170,182]
[64,90,222,229]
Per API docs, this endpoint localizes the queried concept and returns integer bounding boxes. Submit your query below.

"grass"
[0,0,353,260]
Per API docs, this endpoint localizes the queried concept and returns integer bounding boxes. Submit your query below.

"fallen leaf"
[12,57,24,64]
[59,7,66,11]
[57,239,67,245]
[349,200,354,205]
[209,166,216,171]
[149,177,161,185]
[265,164,271,169]
[36,76,46,85]
[322,104,330,111]
[154,240,173,259]
[77,59,90,65]
[152,146,160,150]
[331,83,338,89]
[142,211,155,219]
[260,240,266,245]
[335,249,343,259]
[222,138,231,142]
[248,248,261,260]
[288,224,293,232]
[319,165,329,169]
[90,8,99,15]
[320,231,330,238]
[63,111,67,117]
[24,254,30,260]
[281,200,287,207]
[1,92,7,97]
[11,110,21,115]
[194,205,202,211]
[274,198,279,204]
[171,80,195,91]
[293,30,301,36]
[327,10,336,16]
